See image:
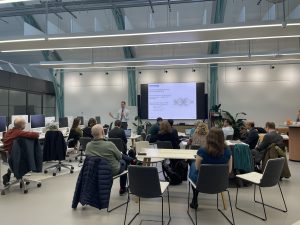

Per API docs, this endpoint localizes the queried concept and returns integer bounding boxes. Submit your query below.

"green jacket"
[85,139,122,175]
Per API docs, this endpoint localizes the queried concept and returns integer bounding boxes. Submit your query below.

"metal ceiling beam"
[0,0,215,18]
[35,51,300,69]
[2,21,300,52]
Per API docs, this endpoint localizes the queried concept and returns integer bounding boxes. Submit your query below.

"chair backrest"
[128,165,162,198]
[156,140,173,149]
[196,164,229,194]
[135,141,150,153]
[260,157,285,187]
[79,137,92,151]
[226,135,233,140]
[107,138,125,154]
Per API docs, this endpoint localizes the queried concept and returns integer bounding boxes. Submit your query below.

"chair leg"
[221,192,227,210]
[107,177,130,213]
[217,190,235,225]
[187,182,197,225]
[124,195,140,225]
[254,183,288,213]
[161,188,171,225]
[235,183,267,221]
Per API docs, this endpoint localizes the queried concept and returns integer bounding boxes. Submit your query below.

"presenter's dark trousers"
[121,122,128,130]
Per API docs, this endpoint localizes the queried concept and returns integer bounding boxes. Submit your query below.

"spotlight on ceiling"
[164,69,168,74]
[79,72,83,76]
[138,71,142,74]
[237,66,242,71]
[105,72,109,75]
[192,68,196,72]
[270,65,275,69]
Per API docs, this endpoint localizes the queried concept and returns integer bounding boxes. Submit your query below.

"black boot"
[2,169,11,186]
[190,187,199,209]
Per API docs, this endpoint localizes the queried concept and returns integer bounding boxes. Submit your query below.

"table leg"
[221,192,227,210]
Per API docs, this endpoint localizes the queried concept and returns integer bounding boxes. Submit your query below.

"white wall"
[64,67,209,127]
[64,70,129,126]
[218,64,300,127]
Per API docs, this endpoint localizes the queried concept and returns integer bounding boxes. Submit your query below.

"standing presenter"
[109,101,130,130]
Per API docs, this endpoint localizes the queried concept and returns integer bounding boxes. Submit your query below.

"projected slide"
[148,82,196,119]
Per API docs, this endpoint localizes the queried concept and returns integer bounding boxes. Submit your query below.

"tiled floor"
[0,159,299,225]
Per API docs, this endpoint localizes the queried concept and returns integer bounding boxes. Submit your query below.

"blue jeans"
[189,161,198,184]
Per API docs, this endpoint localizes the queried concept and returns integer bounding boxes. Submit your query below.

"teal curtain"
[208,0,227,109]
[127,68,137,106]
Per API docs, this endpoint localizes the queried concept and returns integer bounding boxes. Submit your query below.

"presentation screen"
[148,82,196,119]
[140,82,207,120]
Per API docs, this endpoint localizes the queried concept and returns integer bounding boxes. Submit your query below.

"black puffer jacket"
[72,156,113,210]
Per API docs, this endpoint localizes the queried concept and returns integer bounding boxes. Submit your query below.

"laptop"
[124,129,131,138]
[185,128,192,136]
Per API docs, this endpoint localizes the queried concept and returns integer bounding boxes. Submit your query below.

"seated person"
[85,124,133,195]
[157,120,180,149]
[148,117,163,143]
[222,119,234,139]
[67,118,83,148]
[243,121,259,150]
[188,128,232,209]
[189,120,202,138]
[83,118,97,138]
[188,122,208,148]
[252,122,285,164]
[108,120,127,152]
[2,117,39,185]
[168,119,180,145]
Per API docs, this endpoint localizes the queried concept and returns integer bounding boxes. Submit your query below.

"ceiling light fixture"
[0,0,33,4]
[0,37,44,44]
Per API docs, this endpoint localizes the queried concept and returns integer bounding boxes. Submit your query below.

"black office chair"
[1,138,42,195]
[43,131,74,176]
[75,137,92,164]
[235,157,287,221]
[124,166,171,225]
[187,164,235,225]
[156,141,173,149]
[108,138,126,154]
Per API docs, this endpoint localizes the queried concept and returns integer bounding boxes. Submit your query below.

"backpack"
[162,162,182,185]
[173,160,188,181]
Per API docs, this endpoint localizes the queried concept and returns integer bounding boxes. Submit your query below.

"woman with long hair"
[83,118,97,138]
[189,122,208,148]
[157,120,180,149]
[67,117,83,148]
[188,127,232,209]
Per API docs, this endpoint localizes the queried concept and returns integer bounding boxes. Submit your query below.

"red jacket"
[3,128,39,153]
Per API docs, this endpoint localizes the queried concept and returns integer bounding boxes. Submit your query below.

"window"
[43,94,56,117]
[28,93,42,115]
[9,90,26,118]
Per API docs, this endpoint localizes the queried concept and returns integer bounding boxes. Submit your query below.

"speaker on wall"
[137,95,141,117]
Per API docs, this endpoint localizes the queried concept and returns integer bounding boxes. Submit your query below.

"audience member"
[168,119,181,146]
[243,121,259,149]
[67,118,83,148]
[222,119,234,139]
[108,120,128,152]
[83,118,97,138]
[188,128,232,209]
[2,117,39,185]
[157,120,180,149]
[189,120,202,138]
[252,122,285,164]
[148,117,163,143]
[189,122,208,147]
[85,124,132,195]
